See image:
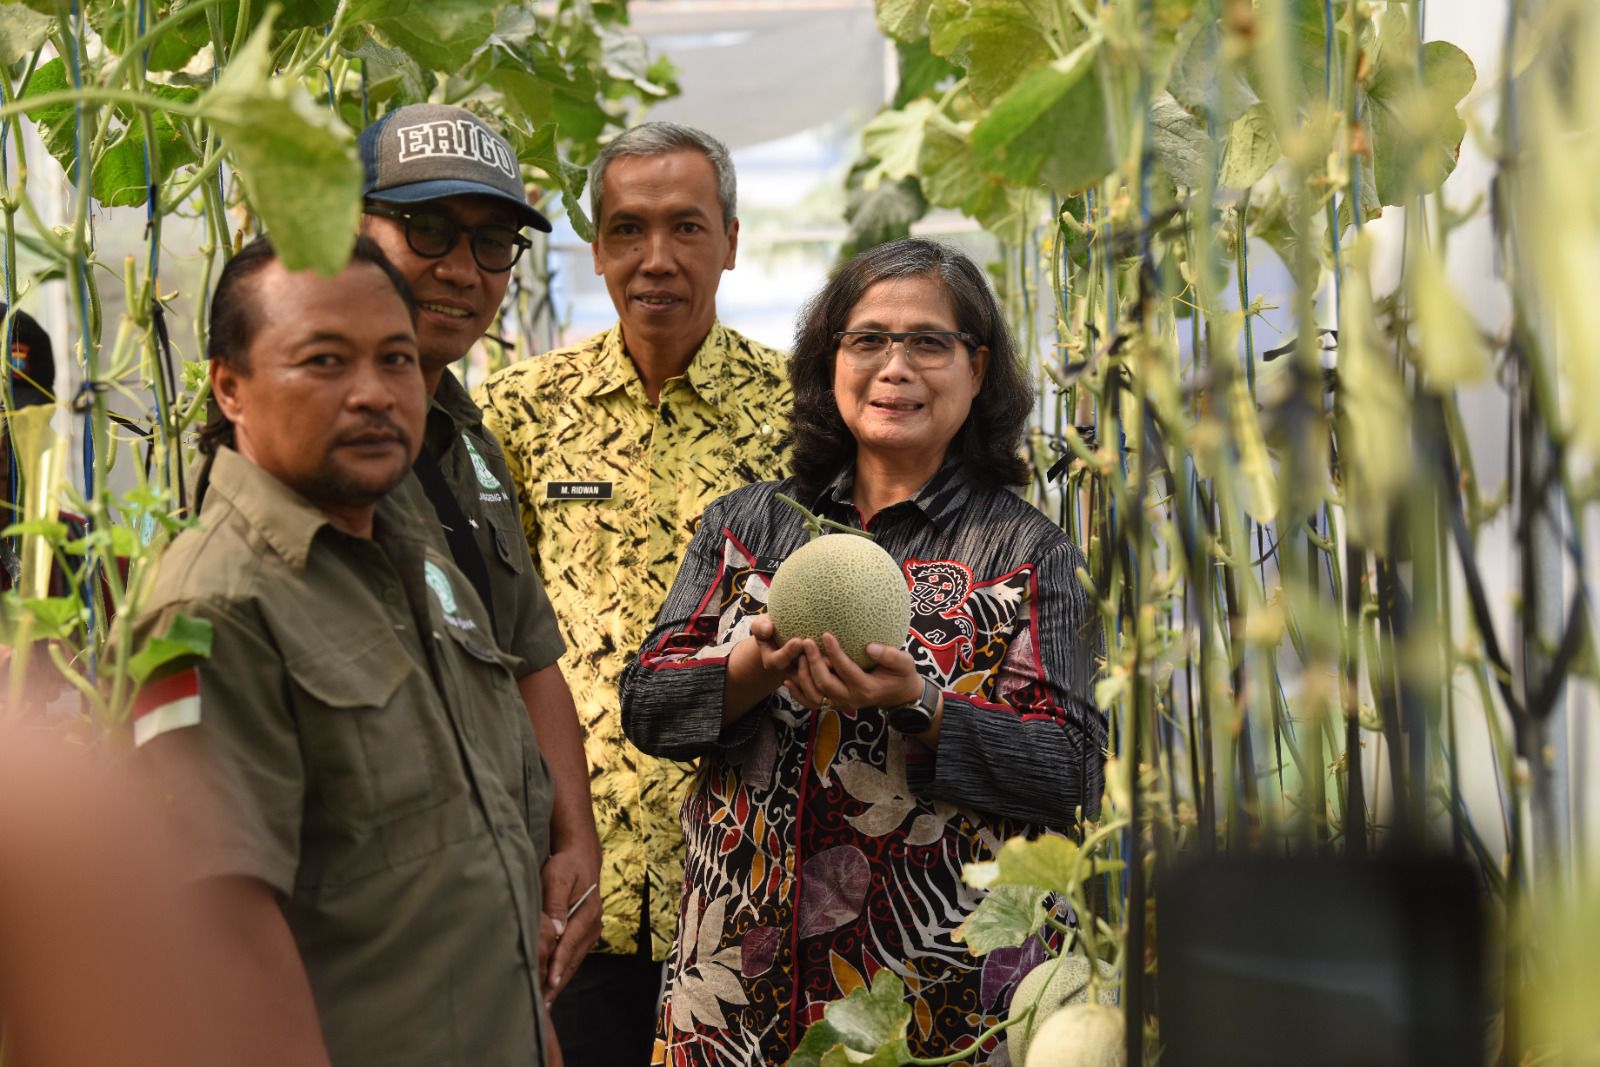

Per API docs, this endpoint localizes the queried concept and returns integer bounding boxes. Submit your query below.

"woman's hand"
[800,633,924,712]
[722,616,808,725]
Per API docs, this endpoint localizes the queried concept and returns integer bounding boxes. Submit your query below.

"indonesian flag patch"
[131,668,201,747]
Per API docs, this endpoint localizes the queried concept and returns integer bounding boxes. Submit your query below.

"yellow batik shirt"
[476,321,793,958]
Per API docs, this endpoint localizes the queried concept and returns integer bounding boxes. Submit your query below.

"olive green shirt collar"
[580,320,735,412]
[425,371,482,454]
[205,447,422,573]
[205,448,332,572]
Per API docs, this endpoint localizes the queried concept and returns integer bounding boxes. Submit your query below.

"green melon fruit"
[1024,1003,1125,1067]
[1008,954,1117,1067]
[765,494,911,668]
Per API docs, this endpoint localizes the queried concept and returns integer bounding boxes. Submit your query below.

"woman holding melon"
[621,238,1106,1066]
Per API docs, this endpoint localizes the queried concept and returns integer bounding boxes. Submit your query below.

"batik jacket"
[619,462,1106,1066]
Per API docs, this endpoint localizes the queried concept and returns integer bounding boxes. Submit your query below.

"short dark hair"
[788,238,1033,495]
[197,235,417,457]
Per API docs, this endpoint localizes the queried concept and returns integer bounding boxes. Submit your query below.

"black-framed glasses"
[833,330,977,370]
[363,203,531,273]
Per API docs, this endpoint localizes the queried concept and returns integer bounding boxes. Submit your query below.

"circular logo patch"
[423,560,458,614]
[463,435,501,491]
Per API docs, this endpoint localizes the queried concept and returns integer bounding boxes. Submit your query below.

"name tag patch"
[547,481,613,501]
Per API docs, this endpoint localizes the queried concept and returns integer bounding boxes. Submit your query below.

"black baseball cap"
[1,305,53,409]
[358,104,552,233]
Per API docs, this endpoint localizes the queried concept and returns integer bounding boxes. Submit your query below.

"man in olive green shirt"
[131,237,549,1066]
[358,104,600,997]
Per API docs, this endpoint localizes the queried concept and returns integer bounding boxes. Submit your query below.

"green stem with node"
[774,492,874,541]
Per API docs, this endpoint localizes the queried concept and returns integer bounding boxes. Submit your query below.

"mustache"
[331,417,411,450]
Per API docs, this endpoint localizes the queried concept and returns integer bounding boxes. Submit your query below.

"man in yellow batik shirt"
[477,122,792,1065]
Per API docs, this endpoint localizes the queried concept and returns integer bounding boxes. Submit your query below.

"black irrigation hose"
[1343,539,1369,859]
[1440,448,1526,727]
[150,299,186,513]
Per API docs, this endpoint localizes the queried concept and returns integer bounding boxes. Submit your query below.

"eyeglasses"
[833,330,977,370]
[363,204,531,273]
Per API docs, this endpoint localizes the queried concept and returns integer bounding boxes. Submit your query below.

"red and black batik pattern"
[621,464,1105,1067]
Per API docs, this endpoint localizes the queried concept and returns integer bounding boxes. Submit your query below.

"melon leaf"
[787,970,914,1067]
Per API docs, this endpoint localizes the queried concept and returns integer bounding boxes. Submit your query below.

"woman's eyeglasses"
[363,204,531,273]
[833,330,977,370]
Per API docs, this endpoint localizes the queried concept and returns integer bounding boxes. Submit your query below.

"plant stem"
[905,1007,1035,1066]
[0,88,201,122]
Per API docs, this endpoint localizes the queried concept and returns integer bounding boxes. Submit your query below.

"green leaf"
[917,111,982,207]
[198,12,361,276]
[1364,10,1476,205]
[20,596,85,640]
[1272,0,1345,109]
[919,109,1045,245]
[181,358,210,394]
[971,183,1043,247]
[0,3,55,67]
[645,53,681,98]
[487,37,609,146]
[342,35,433,108]
[349,0,503,72]
[861,98,938,187]
[1,518,70,542]
[21,56,200,208]
[598,25,674,99]
[1151,93,1278,192]
[21,59,79,173]
[1169,20,1259,123]
[988,834,1084,892]
[893,37,960,109]
[1150,91,1212,190]
[954,883,1048,954]
[127,612,214,683]
[787,970,913,1067]
[971,37,1121,196]
[276,0,341,31]
[1222,106,1280,189]
[875,0,931,44]
[512,123,594,242]
[90,0,209,71]
[92,122,159,208]
[59,523,139,558]
[929,0,1066,105]
[838,166,928,262]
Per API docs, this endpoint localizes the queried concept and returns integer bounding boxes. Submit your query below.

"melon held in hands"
[765,493,911,669]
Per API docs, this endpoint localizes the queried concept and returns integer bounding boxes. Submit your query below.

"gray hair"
[588,122,737,230]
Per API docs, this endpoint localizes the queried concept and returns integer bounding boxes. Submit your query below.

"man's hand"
[516,664,602,1004]
[540,847,601,1003]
